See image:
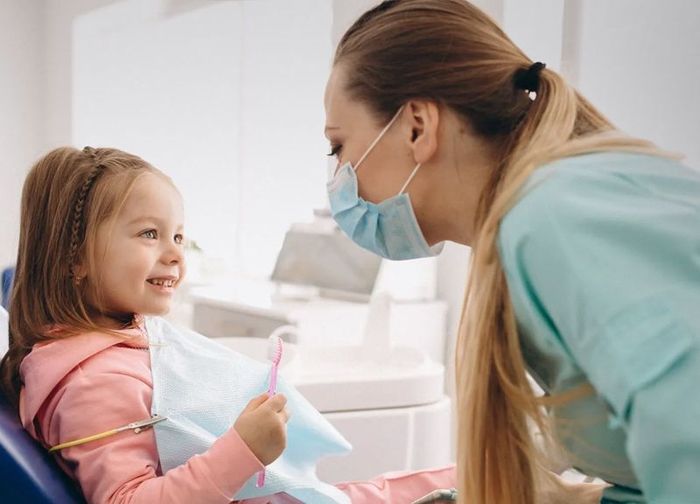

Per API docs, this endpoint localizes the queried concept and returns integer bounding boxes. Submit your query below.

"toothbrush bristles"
[268,335,283,365]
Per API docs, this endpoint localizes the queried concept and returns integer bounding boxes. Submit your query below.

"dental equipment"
[49,415,167,453]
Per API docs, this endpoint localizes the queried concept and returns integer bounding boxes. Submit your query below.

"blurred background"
[1,0,699,482]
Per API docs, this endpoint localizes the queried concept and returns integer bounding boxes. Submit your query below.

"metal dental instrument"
[49,415,167,453]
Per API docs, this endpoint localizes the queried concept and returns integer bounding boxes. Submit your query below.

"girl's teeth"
[149,279,174,287]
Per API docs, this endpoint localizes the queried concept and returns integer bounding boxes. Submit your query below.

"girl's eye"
[326,144,342,158]
[142,229,158,239]
[174,234,184,244]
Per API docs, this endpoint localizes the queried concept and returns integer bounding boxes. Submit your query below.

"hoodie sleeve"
[38,352,263,504]
[336,466,457,503]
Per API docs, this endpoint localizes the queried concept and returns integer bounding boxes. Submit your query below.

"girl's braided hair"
[68,146,105,276]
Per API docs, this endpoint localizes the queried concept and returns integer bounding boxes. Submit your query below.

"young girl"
[0,146,455,503]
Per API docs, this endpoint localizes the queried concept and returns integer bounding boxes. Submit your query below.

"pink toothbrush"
[256,333,284,488]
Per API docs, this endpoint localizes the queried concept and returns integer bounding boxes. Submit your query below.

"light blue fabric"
[497,152,700,503]
[327,163,439,260]
[145,317,352,504]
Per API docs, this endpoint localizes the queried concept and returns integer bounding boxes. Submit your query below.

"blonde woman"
[325,1,700,503]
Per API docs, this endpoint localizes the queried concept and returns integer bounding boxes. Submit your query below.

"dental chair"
[1,266,13,309]
[0,393,86,503]
[0,301,85,502]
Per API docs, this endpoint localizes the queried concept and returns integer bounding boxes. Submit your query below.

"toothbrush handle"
[256,469,266,487]
[268,365,279,395]
[257,363,279,488]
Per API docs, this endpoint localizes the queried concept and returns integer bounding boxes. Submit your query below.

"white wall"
[72,0,332,276]
[235,0,333,275]
[0,0,46,267]
[44,0,118,148]
[502,0,564,72]
[574,0,700,168]
[331,0,377,47]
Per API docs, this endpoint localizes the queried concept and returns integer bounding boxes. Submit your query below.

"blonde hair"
[0,146,167,407]
[335,1,662,502]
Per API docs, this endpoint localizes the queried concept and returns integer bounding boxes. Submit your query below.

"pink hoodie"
[18,328,455,503]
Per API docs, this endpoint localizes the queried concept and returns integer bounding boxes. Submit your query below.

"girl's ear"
[72,263,87,284]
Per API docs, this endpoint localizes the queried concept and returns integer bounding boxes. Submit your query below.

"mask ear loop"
[353,104,406,173]
[398,163,421,195]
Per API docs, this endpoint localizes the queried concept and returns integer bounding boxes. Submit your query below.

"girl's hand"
[234,393,289,465]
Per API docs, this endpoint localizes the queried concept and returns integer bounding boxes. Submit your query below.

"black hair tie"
[514,62,546,92]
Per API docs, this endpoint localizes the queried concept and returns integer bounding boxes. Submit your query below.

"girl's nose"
[161,240,184,265]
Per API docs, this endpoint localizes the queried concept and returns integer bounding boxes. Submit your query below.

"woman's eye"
[174,234,184,244]
[326,144,343,158]
[141,229,158,239]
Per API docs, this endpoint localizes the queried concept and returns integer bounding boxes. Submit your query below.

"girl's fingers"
[266,393,288,412]
[279,407,291,423]
[244,393,270,411]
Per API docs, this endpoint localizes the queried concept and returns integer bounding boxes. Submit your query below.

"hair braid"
[68,147,105,275]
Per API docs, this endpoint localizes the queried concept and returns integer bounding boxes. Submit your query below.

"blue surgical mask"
[326,106,443,261]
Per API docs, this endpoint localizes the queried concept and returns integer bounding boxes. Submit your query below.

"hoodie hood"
[19,327,146,437]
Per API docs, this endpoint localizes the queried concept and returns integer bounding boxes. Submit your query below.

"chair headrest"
[0,392,85,503]
[0,305,7,357]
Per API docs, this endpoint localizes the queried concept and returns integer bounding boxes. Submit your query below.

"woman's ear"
[405,100,440,165]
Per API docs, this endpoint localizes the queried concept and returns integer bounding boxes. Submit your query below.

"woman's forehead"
[324,66,347,123]
[325,67,377,130]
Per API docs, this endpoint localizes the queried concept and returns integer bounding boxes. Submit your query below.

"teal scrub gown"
[497,152,700,503]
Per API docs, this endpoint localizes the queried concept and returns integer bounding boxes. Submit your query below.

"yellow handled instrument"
[49,414,167,453]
